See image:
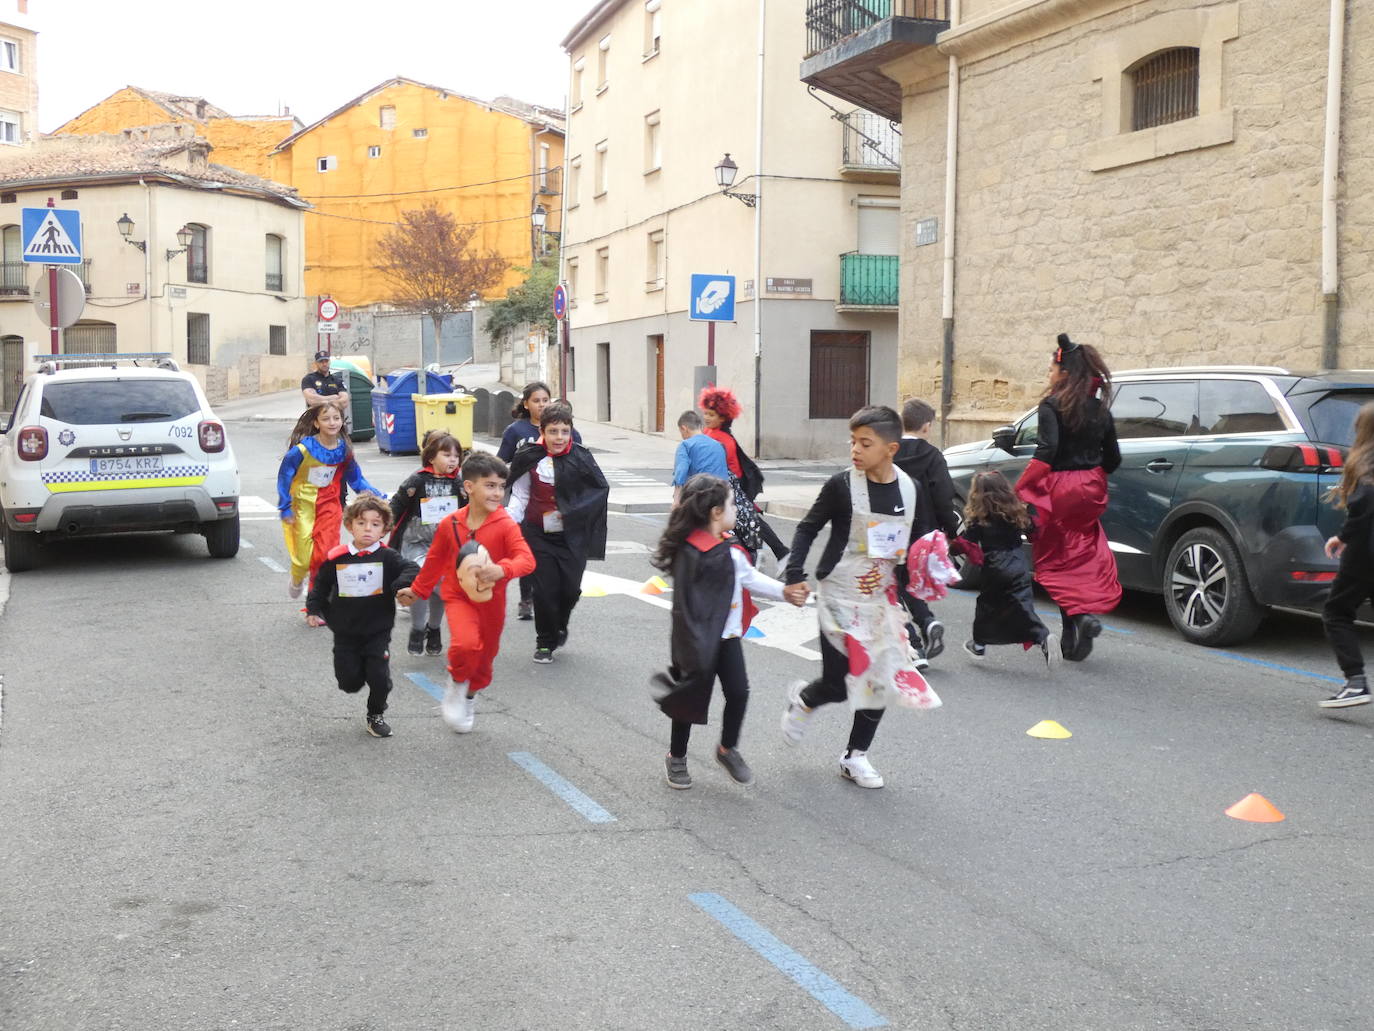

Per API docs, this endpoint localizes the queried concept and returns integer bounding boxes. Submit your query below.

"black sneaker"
[963,639,986,659]
[665,754,692,789]
[924,620,945,659]
[1320,675,1371,708]
[425,627,443,655]
[533,647,554,664]
[518,599,534,621]
[365,714,392,738]
[406,629,425,656]
[715,747,754,785]
[556,627,569,649]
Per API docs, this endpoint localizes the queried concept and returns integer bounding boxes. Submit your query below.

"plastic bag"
[904,530,960,602]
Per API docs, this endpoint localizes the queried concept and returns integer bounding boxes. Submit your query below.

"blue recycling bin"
[370,369,454,454]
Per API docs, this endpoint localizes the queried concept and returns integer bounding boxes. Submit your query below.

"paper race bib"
[337,562,384,598]
[307,465,337,488]
[543,510,565,533]
[866,520,907,559]
[421,495,458,524]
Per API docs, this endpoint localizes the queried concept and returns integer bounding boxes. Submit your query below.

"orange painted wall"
[56,88,175,134]
[268,81,563,307]
[204,117,295,179]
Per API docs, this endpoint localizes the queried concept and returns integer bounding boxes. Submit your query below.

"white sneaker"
[1041,632,1061,672]
[454,693,477,734]
[441,683,466,730]
[780,680,815,746]
[287,579,303,599]
[839,750,884,789]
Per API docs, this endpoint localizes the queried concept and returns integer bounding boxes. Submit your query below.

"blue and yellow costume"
[277,436,382,587]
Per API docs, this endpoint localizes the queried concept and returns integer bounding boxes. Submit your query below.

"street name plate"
[915,218,939,246]
[766,277,812,295]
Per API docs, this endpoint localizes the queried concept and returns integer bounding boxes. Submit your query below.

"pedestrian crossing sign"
[21,208,83,264]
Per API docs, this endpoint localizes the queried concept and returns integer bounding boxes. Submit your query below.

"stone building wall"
[900,0,1366,443]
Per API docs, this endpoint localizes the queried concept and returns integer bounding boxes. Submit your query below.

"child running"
[779,405,940,790]
[389,431,466,656]
[397,453,535,734]
[305,496,419,738]
[1320,400,1374,708]
[506,401,609,664]
[497,381,583,622]
[277,401,384,603]
[895,398,960,665]
[650,474,802,789]
[958,471,1057,668]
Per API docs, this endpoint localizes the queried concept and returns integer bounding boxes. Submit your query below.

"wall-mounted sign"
[915,218,939,246]
[169,286,187,299]
[766,277,812,295]
[126,283,142,296]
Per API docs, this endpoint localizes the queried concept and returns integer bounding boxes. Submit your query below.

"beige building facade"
[0,129,313,408]
[562,0,902,458]
[803,0,1374,443]
[0,0,37,149]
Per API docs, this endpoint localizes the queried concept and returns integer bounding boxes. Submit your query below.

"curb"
[609,501,670,514]
[760,501,811,521]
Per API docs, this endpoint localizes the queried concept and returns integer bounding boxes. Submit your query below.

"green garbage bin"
[329,357,375,443]
[412,392,475,451]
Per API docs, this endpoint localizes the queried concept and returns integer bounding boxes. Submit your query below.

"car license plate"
[91,456,164,475]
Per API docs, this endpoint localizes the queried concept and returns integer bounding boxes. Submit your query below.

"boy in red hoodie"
[398,452,535,734]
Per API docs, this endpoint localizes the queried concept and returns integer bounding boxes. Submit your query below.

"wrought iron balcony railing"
[839,252,899,307]
[841,109,901,170]
[805,0,948,58]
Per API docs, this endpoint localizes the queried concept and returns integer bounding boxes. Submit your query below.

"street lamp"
[165,224,194,261]
[532,204,547,232]
[714,153,757,207]
[116,212,146,253]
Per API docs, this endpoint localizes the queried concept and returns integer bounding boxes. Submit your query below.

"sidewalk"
[215,372,834,517]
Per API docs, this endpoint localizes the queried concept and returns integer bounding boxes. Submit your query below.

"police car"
[0,353,240,572]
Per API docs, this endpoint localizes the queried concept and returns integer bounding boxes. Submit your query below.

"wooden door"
[651,335,665,433]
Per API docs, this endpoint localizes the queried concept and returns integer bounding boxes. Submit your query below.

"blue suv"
[943,367,1374,646]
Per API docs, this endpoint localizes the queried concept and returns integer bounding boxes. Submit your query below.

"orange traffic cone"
[1225,793,1285,823]
[641,576,669,595]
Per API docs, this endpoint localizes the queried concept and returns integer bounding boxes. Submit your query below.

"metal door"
[2,334,22,411]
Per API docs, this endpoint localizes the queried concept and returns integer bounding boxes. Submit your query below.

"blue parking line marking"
[507,751,616,824]
[1215,651,1343,684]
[689,893,889,1029]
[258,555,285,573]
[404,671,445,701]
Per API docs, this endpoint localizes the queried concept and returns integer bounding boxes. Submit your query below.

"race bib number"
[307,465,337,488]
[866,520,906,559]
[421,495,458,524]
[543,510,565,533]
[337,562,384,598]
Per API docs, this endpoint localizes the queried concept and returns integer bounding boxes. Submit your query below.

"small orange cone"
[641,576,669,595]
[1225,793,1285,823]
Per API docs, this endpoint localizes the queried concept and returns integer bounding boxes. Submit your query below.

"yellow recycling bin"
[412,392,476,451]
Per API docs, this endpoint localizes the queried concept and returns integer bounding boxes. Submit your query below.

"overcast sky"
[35,0,576,132]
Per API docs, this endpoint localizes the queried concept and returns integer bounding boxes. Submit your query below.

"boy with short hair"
[895,398,960,663]
[306,496,419,738]
[672,410,729,506]
[507,402,610,663]
[779,405,940,789]
[398,453,535,733]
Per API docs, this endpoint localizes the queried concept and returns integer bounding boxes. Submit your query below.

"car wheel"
[0,511,41,572]
[949,496,984,591]
[1163,526,1264,646]
[203,514,241,559]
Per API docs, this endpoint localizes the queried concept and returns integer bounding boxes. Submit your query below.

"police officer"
[302,350,349,412]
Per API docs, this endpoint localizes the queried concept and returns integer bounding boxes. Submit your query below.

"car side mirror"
[991,425,1017,453]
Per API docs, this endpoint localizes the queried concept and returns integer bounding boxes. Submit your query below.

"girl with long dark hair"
[698,385,788,564]
[1319,401,1374,708]
[1015,333,1121,661]
[649,474,797,790]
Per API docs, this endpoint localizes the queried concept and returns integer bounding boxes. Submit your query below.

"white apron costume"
[816,468,942,712]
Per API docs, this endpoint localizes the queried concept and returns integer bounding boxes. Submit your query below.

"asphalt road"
[2,421,1372,1030]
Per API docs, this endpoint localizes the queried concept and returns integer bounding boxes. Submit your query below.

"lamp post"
[116,212,146,252]
[165,224,194,262]
[714,153,757,207]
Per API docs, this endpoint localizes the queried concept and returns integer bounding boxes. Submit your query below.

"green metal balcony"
[838,252,898,310]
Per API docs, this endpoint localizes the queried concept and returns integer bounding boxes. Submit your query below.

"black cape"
[507,440,610,561]
[650,532,735,725]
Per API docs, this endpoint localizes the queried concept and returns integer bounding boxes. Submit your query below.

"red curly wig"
[698,385,742,423]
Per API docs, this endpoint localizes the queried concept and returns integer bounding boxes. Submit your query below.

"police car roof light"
[37,353,180,374]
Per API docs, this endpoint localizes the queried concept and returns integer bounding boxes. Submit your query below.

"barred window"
[1131,48,1199,131]
[187,312,210,366]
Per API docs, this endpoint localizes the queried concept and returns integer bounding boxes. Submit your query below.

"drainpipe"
[752,0,766,457]
[141,177,154,348]
[1321,0,1346,370]
[939,0,961,444]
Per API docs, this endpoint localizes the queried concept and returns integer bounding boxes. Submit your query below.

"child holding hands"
[389,431,466,656]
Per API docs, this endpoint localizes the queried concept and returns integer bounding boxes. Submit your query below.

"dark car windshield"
[39,379,201,425]
[1304,391,1374,446]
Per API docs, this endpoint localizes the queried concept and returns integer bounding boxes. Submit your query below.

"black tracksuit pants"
[333,630,392,716]
[800,635,884,753]
[526,526,587,651]
[1323,564,1374,678]
[670,637,749,757]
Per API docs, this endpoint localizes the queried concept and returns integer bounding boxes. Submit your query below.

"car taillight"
[14,512,37,523]
[1290,570,1339,583]
[198,420,225,453]
[1259,443,1342,472]
[16,426,47,461]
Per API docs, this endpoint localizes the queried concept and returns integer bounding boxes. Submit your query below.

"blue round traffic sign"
[553,284,567,321]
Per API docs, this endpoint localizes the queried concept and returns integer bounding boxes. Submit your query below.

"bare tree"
[376,204,508,389]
